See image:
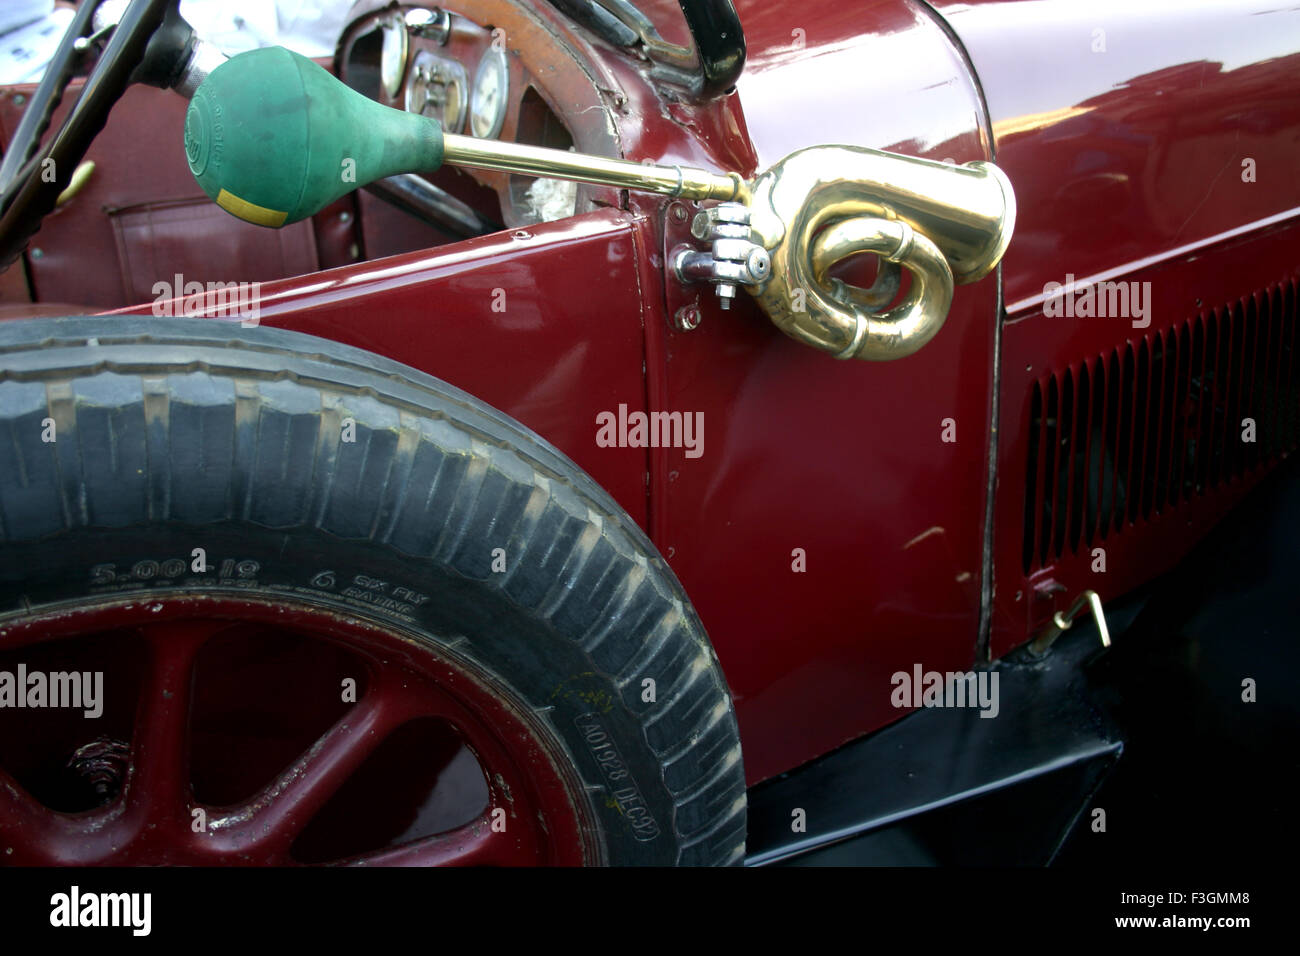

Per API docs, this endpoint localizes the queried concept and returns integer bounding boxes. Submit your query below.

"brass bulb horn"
[187,47,1016,361]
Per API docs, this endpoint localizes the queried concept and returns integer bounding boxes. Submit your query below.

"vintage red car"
[0,0,1294,867]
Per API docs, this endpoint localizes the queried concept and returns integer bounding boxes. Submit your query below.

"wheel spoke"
[0,767,133,865]
[125,620,225,827]
[203,686,422,860]
[369,667,480,726]
[0,767,58,864]
[0,600,592,866]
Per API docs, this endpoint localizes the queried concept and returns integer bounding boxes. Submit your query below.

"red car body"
[3,0,1297,789]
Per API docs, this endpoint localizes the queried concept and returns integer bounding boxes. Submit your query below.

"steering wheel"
[0,0,193,269]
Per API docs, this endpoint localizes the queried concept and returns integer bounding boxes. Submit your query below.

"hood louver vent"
[1023,278,1299,573]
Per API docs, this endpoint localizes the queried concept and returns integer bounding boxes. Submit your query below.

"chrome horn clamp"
[671,202,771,312]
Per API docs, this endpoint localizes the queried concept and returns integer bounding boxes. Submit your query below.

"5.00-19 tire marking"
[89,558,261,589]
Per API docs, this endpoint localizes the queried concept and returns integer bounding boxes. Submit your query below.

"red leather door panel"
[0,74,360,309]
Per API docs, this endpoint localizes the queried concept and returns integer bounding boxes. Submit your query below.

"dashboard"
[337,1,625,233]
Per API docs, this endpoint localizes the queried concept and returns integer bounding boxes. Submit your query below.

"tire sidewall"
[0,528,678,866]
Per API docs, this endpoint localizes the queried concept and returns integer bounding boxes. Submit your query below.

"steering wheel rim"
[0,0,178,270]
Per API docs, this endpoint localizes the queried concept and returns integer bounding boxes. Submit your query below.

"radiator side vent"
[1022,278,1299,573]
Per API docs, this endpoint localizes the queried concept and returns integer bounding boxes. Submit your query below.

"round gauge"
[379,16,409,100]
[470,47,509,139]
[405,52,469,133]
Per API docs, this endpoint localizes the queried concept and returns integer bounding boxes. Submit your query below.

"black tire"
[0,316,746,866]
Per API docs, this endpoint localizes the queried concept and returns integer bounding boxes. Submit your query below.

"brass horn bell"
[745,145,1016,360]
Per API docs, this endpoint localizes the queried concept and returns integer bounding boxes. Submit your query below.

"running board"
[744,618,1125,865]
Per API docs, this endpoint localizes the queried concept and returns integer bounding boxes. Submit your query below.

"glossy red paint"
[629,1,1001,782]
[113,0,998,785]
[991,221,1300,657]
[927,0,1300,655]
[39,0,1300,788]
[928,0,1300,308]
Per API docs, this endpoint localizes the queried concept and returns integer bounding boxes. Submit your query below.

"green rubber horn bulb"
[184,47,444,227]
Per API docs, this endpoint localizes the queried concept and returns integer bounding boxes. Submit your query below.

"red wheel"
[0,318,747,866]
[0,597,592,866]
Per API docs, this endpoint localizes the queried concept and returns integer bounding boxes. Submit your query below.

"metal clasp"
[1028,589,1111,658]
[671,202,770,310]
[405,7,452,43]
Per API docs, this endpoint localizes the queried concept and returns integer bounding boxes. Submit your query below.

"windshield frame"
[547,0,746,99]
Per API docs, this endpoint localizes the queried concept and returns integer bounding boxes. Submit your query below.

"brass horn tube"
[440,133,747,203]
[811,218,953,360]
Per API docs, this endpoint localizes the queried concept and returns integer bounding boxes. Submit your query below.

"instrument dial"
[470,47,508,139]
[406,51,469,133]
[379,16,409,100]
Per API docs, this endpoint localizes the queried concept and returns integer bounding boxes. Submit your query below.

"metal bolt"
[672,205,687,222]
[690,211,711,240]
[746,248,771,281]
[674,304,702,331]
[339,211,352,224]
[13,94,24,106]
[30,248,43,259]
